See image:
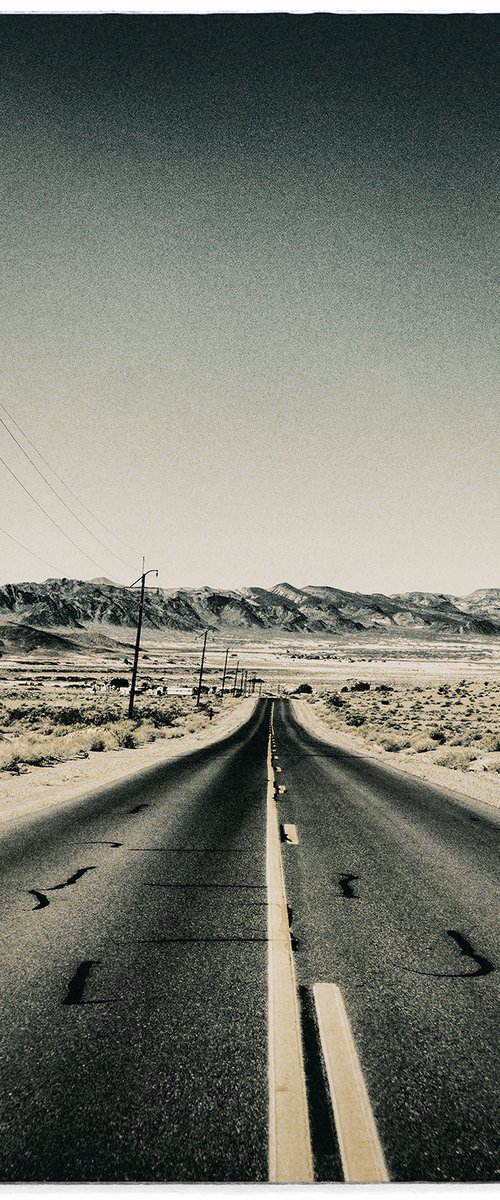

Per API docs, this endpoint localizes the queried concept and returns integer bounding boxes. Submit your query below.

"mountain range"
[0,578,499,642]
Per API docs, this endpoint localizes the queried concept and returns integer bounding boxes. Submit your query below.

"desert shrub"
[410,736,435,753]
[352,681,370,691]
[51,706,87,726]
[90,737,106,752]
[326,694,344,708]
[135,702,182,727]
[435,747,477,769]
[121,731,137,749]
[379,734,411,751]
[479,733,500,752]
[3,704,51,726]
[0,746,21,771]
[346,714,366,727]
[429,728,447,744]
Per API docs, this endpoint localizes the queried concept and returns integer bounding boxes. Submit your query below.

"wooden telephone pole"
[128,559,158,719]
[221,647,230,697]
[196,630,209,706]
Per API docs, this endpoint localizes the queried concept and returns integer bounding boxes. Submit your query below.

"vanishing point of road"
[0,699,498,1182]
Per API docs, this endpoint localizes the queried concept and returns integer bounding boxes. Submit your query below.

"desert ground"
[1,630,499,817]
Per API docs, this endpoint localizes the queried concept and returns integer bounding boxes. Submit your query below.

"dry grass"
[311,678,500,774]
[0,689,221,773]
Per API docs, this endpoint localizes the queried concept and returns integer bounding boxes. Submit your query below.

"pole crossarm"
[128,562,159,719]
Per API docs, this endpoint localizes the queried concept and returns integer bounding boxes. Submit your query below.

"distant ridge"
[0,578,498,637]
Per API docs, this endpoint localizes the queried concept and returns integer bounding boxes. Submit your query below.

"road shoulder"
[292,699,500,813]
[0,698,257,827]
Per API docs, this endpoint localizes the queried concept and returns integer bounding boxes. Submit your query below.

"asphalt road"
[0,701,270,1182]
[273,700,500,1183]
[1,697,498,1182]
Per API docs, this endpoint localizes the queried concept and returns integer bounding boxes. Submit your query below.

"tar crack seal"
[62,960,101,1005]
[338,873,359,899]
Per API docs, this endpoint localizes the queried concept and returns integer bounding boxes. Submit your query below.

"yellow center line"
[313,982,389,1183]
[267,704,313,1182]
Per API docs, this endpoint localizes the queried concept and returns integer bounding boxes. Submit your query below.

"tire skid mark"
[128,803,150,814]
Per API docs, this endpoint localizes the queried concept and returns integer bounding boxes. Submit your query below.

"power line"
[0,400,139,560]
[0,455,124,579]
[0,411,136,571]
[0,525,60,574]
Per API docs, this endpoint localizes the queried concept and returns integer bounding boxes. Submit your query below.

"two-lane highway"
[1,697,498,1182]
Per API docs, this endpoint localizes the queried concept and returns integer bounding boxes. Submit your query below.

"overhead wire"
[0,525,60,574]
[0,454,125,580]
[0,410,136,571]
[0,400,139,560]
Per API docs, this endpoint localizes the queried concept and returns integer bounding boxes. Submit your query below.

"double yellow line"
[266,704,313,1182]
[266,703,389,1184]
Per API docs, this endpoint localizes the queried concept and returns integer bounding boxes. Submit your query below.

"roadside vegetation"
[308,679,500,774]
[0,691,224,774]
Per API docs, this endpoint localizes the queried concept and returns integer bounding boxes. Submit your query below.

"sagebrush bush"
[435,747,477,769]
[133,701,182,727]
[379,734,411,752]
[410,735,435,753]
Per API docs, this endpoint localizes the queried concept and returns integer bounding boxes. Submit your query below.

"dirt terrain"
[296,682,500,812]
[1,631,499,816]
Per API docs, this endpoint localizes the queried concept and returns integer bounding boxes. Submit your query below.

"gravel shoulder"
[293,698,500,812]
[0,698,256,827]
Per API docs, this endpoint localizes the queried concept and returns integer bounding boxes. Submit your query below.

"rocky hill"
[0,578,498,638]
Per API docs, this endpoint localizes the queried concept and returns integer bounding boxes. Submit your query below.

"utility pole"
[128,559,158,719]
[196,630,208,706]
[221,647,230,697]
[241,669,247,697]
[232,662,239,697]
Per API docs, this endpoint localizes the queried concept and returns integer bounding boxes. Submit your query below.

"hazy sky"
[0,13,498,594]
